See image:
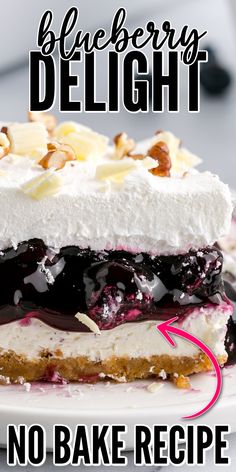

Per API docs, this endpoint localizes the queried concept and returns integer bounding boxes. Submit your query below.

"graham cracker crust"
[0,351,227,384]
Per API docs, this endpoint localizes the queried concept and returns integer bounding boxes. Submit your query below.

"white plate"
[0,365,236,450]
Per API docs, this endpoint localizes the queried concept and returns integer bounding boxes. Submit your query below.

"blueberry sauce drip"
[217,239,236,366]
[223,278,236,366]
[0,239,225,332]
[225,316,236,366]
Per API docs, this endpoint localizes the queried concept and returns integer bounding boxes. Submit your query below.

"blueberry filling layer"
[0,239,225,332]
[225,316,236,366]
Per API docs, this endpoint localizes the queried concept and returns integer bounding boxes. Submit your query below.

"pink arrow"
[156,316,223,420]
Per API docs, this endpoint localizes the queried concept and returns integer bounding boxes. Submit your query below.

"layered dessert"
[0,117,233,384]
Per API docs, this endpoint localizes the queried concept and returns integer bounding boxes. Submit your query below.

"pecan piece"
[39,143,76,170]
[148,141,171,177]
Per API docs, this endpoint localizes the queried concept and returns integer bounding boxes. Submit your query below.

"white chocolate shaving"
[56,123,108,162]
[147,382,164,393]
[21,170,62,200]
[95,156,157,183]
[7,122,48,157]
[75,312,101,335]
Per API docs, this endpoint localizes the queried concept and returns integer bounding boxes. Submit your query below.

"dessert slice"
[0,120,233,384]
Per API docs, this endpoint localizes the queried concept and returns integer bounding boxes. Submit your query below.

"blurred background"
[0,0,235,185]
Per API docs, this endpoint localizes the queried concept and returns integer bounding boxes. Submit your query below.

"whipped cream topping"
[0,147,232,253]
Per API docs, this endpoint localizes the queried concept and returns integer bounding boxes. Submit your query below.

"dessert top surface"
[0,149,230,195]
[0,118,233,254]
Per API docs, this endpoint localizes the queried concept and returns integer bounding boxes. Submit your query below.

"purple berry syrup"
[0,239,226,332]
[225,317,236,366]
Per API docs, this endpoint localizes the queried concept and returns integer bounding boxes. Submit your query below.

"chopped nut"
[154,131,180,160]
[39,143,76,170]
[148,141,171,177]
[75,312,101,335]
[1,126,8,135]
[0,131,10,159]
[28,111,57,135]
[173,374,191,389]
[113,132,135,159]
[47,142,58,151]
[153,131,201,174]
[21,170,62,200]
